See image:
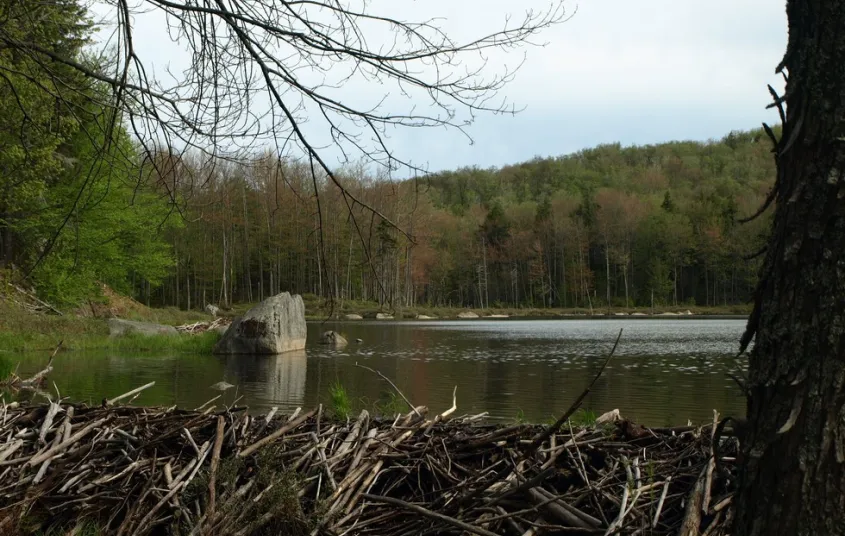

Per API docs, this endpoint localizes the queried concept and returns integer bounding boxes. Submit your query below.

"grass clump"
[329,382,352,419]
[568,408,598,427]
[374,390,409,417]
[107,330,221,354]
[0,302,221,355]
[0,330,220,355]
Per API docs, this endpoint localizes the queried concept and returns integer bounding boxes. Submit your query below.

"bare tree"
[0,0,568,305]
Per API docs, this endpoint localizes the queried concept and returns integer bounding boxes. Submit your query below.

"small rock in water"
[320,330,348,347]
[210,381,235,391]
[356,338,363,343]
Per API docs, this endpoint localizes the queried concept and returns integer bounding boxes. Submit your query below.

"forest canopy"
[141,128,774,312]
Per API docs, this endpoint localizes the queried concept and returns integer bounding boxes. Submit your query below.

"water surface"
[7,318,748,426]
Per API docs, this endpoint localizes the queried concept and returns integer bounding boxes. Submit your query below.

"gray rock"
[213,292,307,355]
[457,311,479,319]
[375,313,394,320]
[213,323,230,336]
[210,381,235,391]
[108,318,178,337]
[205,304,220,317]
[320,330,348,347]
[344,313,364,320]
[416,314,436,320]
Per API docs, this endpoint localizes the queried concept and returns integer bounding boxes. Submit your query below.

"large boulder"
[108,318,178,337]
[457,311,479,319]
[213,292,306,354]
[344,313,363,320]
[375,313,394,320]
[320,330,348,347]
[205,304,220,317]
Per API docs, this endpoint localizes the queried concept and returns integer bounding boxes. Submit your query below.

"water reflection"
[7,318,748,426]
[222,350,307,408]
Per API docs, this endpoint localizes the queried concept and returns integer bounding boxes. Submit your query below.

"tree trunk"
[735,2,845,534]
[673,264,678,306]
[604,241,610,310]
[622,263,629,308]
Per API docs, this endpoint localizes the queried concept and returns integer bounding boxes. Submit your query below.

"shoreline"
[307,313,751,321]
[299,300,751,321]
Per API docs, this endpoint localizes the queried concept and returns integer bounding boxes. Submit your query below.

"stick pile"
[0,387,738,536]
[175,318,231,334]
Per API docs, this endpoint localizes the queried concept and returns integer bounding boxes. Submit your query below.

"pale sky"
[96,0,787,174]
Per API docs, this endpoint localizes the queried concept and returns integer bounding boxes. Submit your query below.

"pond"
[7,318,748,426]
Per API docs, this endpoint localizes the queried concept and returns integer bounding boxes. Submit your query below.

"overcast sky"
[103,0,787,174]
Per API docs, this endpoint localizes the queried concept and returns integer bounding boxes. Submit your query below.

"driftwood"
[175,318,231,334]
[0,389,738,536]
[0,341,62,392]
[2,281,63,315]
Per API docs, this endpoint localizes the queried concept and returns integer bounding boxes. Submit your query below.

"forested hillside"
[149,130,774,312]
[0,2,775,312]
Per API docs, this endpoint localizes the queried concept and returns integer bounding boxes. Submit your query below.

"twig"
[107,382,156,406]
[239,408,317,458]
[652,477,672,528]
[354,363,420,417]
[703,409,719,514]
[208,415,225,520]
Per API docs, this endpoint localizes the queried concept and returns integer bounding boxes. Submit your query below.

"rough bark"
[735,1,845,534]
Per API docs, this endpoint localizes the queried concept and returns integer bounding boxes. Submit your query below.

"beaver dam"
[0,384,739,536]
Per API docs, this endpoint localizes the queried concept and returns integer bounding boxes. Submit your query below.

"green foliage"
[0,1,175,308]
[28,133,178,305]
[0,355,14,379]
[481,201,511,247]
[0,330,219,355]
[374,390,409,417]
[568,408,597,427]
[329,382,352,420]
[0,303,219,353]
